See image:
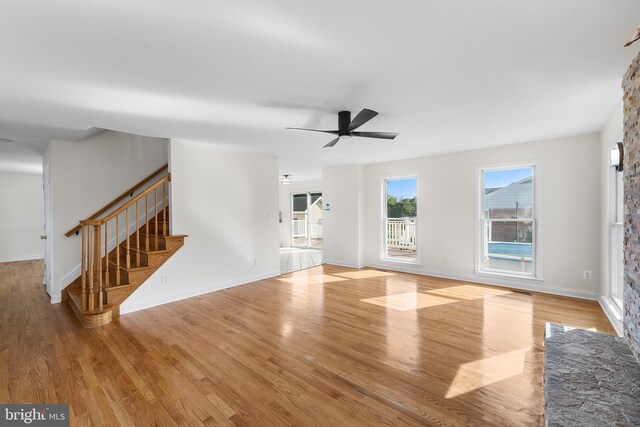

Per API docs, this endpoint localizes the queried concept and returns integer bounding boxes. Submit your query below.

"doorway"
[43,163,53,297]
[291,192,322,249]
[280,192,323,274]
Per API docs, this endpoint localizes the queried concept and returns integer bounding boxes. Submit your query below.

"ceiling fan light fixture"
[281,174,292,184]
[339,134,351,140]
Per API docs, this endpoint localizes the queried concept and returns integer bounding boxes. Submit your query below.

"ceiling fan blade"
[286,127,339,135]
[347,109,378,131]
[323,137,340,148]
[351,131,398,140]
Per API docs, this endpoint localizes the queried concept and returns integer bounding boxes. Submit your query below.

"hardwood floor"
[0,260,614,426]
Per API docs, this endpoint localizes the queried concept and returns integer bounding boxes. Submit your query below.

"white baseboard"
[59,264,82,294]
[356,260,600,301]
[120,269,281,315]
[322,258,364,269]
[50,294,62,304]
[598,296,624,336]
[0,255,44,263]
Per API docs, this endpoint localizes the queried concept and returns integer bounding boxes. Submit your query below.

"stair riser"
[111,251,149,267]
[105,287,130,304]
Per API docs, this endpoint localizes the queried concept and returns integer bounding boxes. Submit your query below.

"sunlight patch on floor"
[361,292,458,311]
[334,270,397,279]
[278,274,347,285]
[425,284,513,300]
[445,348,529,399]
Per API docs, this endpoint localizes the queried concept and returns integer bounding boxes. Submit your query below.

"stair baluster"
[104,221,109,289]
[81,225,87,311]
[154,188,158,248]
[93,223,103,310]
[145,194,149,251]
[87,223,94,311]
[115,214,120,286]
[126,208,131,269]
[135,200,140,265]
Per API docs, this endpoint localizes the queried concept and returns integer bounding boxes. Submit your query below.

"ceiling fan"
[286,108,398,148]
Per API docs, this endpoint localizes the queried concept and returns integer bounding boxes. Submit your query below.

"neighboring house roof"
[293,197,307,212]
[484,177,533,209]
[293,194,322,212]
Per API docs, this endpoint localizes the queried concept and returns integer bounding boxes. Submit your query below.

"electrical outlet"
[161,274,168,285]
[583,270,592,280]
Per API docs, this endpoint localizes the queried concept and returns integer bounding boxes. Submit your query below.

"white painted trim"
[58,264,82,297]
[598,295,624,336]
[120,270,281,315]
[50,294,62,304]
[322,259,364,269]
[0,255,44,263]
[362,261,599,301]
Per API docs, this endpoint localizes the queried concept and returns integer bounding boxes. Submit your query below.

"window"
[383,177,418,262]
[477,165,539,278]
[608,165,624,309]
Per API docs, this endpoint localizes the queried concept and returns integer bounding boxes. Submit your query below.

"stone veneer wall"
[623,50,640,361]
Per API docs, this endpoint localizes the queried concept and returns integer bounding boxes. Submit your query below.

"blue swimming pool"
[488,242,532,257]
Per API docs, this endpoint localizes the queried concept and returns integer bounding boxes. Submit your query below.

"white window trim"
[606,134,624,314]
[474,161,543,281]
[380,174,421,265]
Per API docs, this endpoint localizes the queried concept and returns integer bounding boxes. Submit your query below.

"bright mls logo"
[1,405,69,426]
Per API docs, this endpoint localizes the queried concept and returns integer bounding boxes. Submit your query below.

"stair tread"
[105,283,134,291]
[128,246,171,254]
[107,260,153,272]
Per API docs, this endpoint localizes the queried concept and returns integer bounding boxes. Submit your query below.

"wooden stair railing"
[64,172,187,327]
[65,163,168,237]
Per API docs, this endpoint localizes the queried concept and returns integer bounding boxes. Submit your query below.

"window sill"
[474,269,544,283]
[379,257,422,266]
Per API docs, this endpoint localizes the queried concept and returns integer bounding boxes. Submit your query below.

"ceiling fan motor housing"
[338,111,351,135]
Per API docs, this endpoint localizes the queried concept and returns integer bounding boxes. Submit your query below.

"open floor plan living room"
[1,1,640,426]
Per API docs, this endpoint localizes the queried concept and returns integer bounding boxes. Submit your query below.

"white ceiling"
[0,1,639,179]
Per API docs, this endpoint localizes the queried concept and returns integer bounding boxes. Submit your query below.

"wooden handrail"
[101,174,170,223]
[65,164,168,237]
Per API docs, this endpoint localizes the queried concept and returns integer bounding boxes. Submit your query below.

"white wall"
[44,130,168,302]
[324,134,603,299]
[599,104,624,334]
[0,173,44,262]
[322,165,364,268]
[278,179,322,247]
[120,139,280,314]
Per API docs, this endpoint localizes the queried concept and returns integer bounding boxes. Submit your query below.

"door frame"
[43,162,54,297]
[290,192,322,249]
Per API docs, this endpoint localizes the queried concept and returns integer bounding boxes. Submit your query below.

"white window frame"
[381,175,420,265]
[475,162,543,280]
[608,158,624,311]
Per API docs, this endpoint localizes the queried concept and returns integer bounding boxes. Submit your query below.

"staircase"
[63,169,186,327]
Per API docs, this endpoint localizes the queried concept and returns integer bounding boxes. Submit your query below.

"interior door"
[43,163,53,296]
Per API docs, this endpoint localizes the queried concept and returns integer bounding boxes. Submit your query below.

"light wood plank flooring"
[0,260,614,426]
